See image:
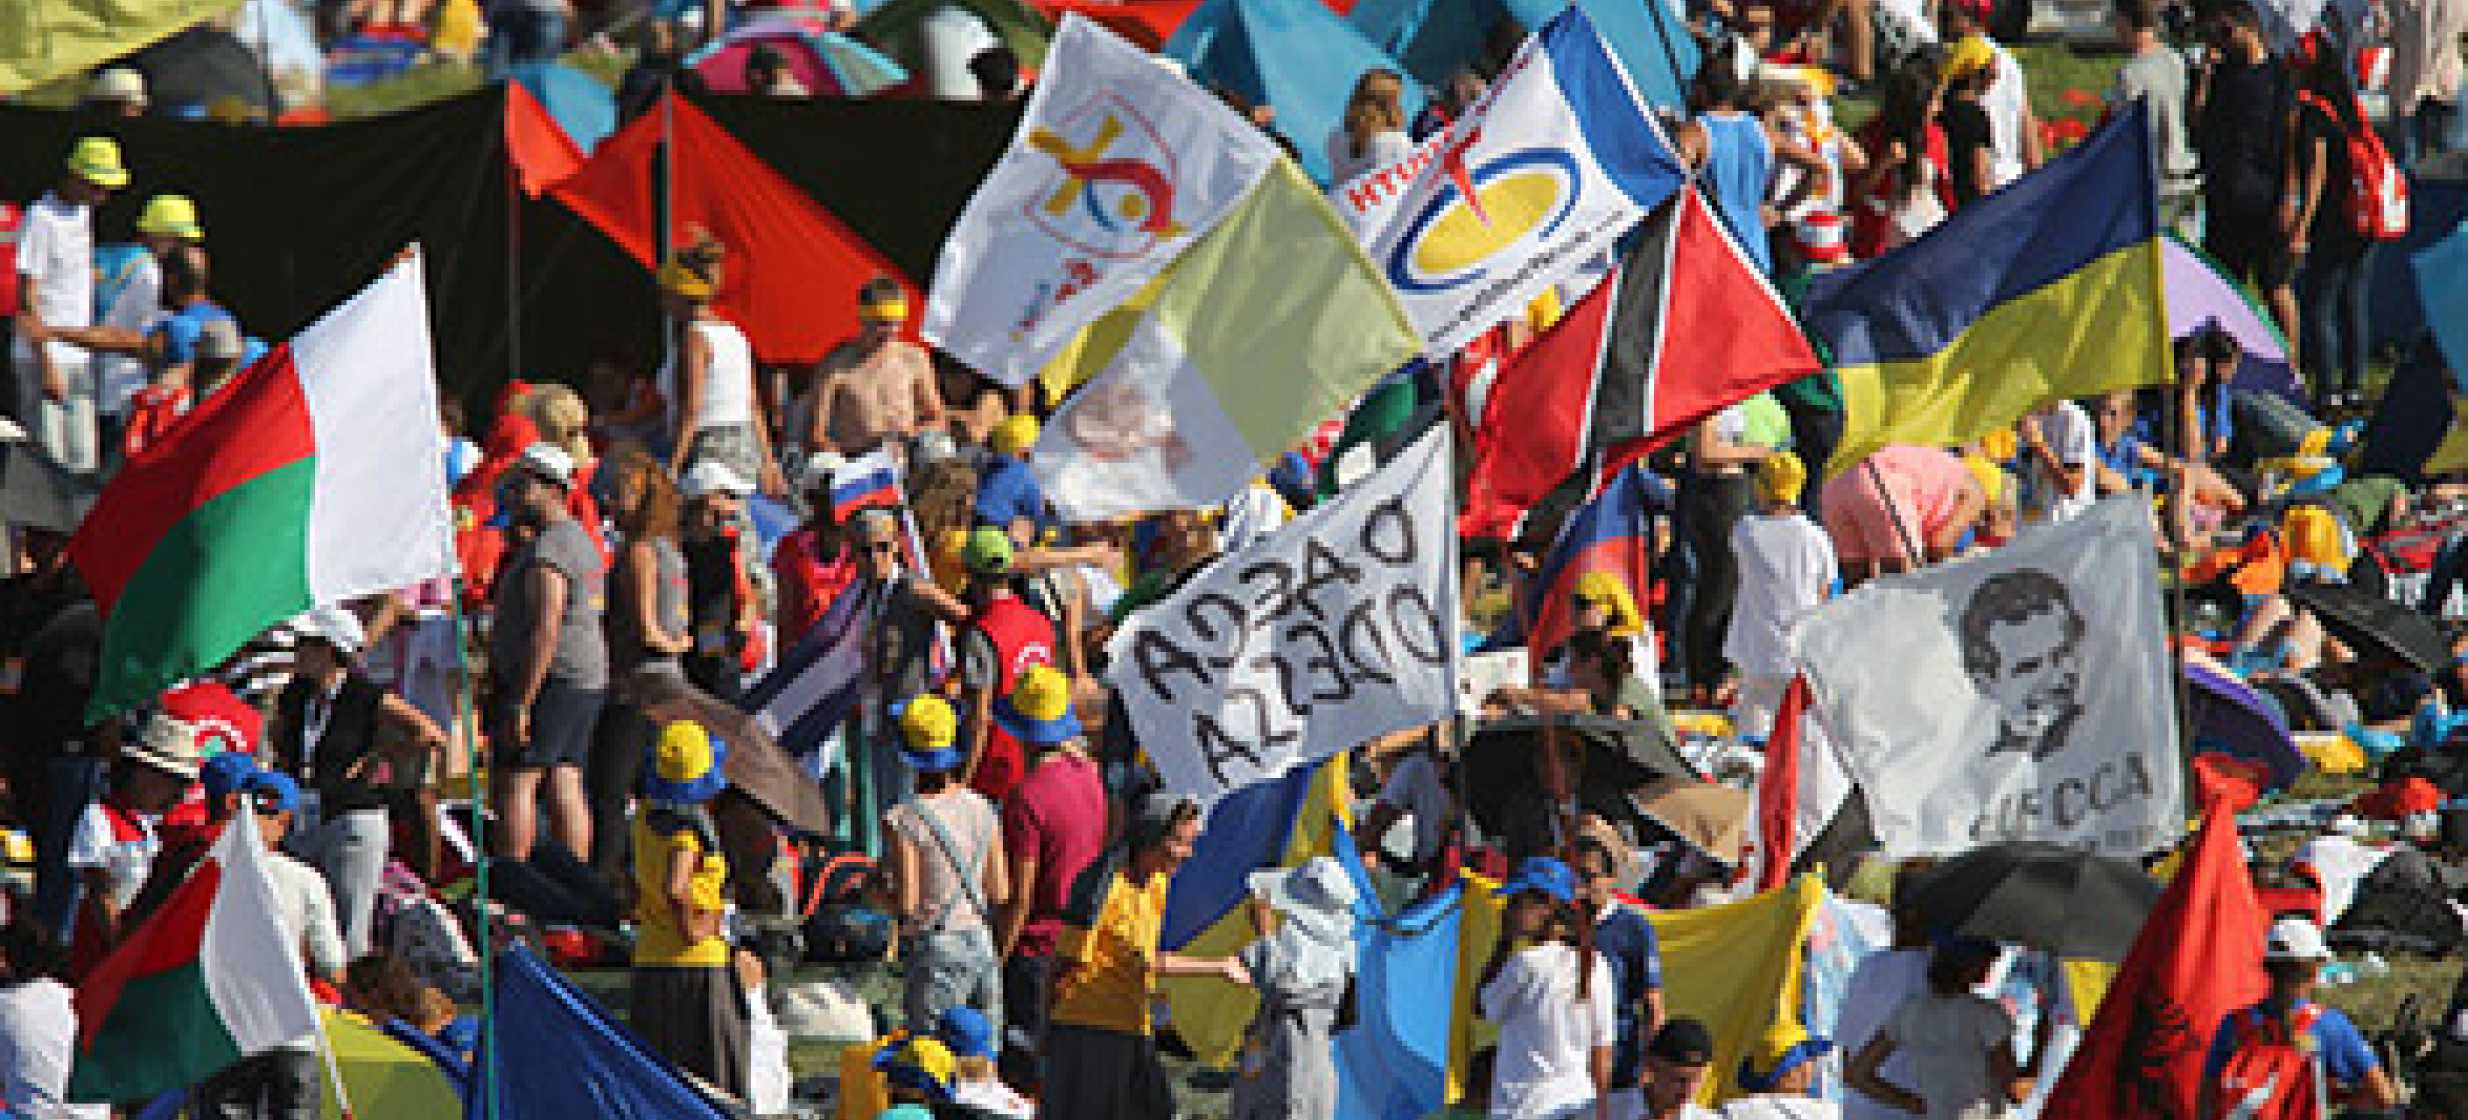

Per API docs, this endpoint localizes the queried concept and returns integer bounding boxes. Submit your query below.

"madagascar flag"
[66,255,455,720]
[68,814,321,1101]
[1804,103,2171,475]
[1457,185,1818,541]
[2039,803,2268,1120]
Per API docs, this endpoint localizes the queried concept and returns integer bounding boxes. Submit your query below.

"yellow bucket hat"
[990,414,1040,457]
[1756,450,1808,507]
[895,695,965,773]
[871,1035,956,1101]
[1941,35,1998,83]
[1738,1020,1833,1092]
[644,720,729,804]
[66,136,130,189]
[995,665,1083,745]
[1569,571,1645,638]
[657,259,714,299]
[137,194,203,241]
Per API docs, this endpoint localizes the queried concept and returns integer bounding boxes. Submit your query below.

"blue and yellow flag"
[1803,104,2171,474]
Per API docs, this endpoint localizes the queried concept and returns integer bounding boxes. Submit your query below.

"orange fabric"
[2182,531,2288,598]
[550,93,909,366]
[504,81,585,198]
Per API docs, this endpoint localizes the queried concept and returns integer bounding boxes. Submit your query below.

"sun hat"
[1738,1020,1833,1092]
[989,415,1039,457]
[90,67,148,106]
[66,136,130,188]
[200,751,260,800]
[1571,815,1640,886]
[1492,855,1578,904]
[2263,916,2331,962]
[292,604,366,657]
[1940,35,1998,83]
[960,526,1014,577]
[513,442,576,489]
[1757,450,1808,507]
[894,695,964,773]
[993,665,1081,746]
[124,713,203,781]
[679,460,753,501]
[934,1007,997,1061]
[642,721,730,805]
[1649,1017,1716,1066]
[247,770,301,813]
[657,259,714,299]
[136,193,203,240]
[870,1035,955,1101]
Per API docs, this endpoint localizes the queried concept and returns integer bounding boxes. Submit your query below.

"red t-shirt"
[1001,751,1107,959]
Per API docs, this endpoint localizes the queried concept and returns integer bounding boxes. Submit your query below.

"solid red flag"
[504,81,585,198]
[1457,185,1819,540]
[551,92,909,365]
[2040,804,2269,1120]
[1752,675,1813,891]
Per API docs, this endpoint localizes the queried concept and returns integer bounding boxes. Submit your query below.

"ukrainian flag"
[1803,103,2172,474]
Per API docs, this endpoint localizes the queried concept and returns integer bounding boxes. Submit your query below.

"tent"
[477,946,735,1120]
[856,0,1053,82]
[125,27,278,118]
[1348,0,1523,93]
[1165,0,1426,184]
[689,12,909,96]
[320,1010,465,1119]
[2162,232,2299,401]
[1349,0,1698,110]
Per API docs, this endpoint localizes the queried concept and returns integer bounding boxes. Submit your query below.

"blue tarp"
[510,62,619,155]
[1165,0,1426,185]
[1352,0,1696,112]
[472,947,734,1120]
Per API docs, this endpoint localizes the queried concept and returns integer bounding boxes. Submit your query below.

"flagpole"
[453,581,497,1120]
[316,1020,357,1120]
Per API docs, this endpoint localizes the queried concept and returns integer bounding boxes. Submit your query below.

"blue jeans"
[30,755,106,943]
[2299,241,2374,403]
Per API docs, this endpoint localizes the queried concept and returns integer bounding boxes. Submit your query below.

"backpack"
[2298,90,2409,241]
[2213,1003,2327,1120]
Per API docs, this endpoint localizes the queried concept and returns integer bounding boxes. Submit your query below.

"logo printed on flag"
[1337,7,1686,356]
[925,14,1279,386]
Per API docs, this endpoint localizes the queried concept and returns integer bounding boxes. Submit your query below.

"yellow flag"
[2,0,247,95]
[1647,876,1825,1106]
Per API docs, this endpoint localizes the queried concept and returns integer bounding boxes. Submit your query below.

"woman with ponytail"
[1480,856,1618,1120]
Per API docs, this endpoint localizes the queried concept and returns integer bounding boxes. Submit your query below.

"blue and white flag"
[743,584,869,764]
[1333,6,1686,357]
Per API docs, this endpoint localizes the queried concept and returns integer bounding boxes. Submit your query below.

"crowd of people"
[4,0,2468,1113]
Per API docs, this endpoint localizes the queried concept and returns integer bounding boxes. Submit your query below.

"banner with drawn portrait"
[1790,495,2181,857]
[1107,429,1459,806]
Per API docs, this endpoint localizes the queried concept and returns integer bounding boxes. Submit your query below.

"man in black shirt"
[2192,3,2300,339]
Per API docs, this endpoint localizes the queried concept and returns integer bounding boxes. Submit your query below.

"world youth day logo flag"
[1789,495,2182,857]
[923,14,1279,386]
[1335,6,1687,358]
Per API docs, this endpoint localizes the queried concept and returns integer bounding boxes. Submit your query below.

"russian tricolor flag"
[829,449,902,520]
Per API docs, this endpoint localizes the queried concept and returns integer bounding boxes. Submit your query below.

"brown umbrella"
[634,669,834,837]
[1628,778,1751,868]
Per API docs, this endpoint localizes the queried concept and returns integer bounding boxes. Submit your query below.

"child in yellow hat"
[1724,450,1838,739]
[627,721,747,1095]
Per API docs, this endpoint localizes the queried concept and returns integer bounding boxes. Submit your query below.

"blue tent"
[471,947,735,1120]
[1165,0,1426,185]
[510,62,620,155]
[1349,0,1697,112]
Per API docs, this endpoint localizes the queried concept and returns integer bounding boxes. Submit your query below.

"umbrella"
[1905,842,2162,962]
[2163,233,2300,401]
[2285,581,2450,675]
[632,670,835,837]
[0,432,94,533]
[1627,778,1750,868]
[1460,714,1692,840]
[126,27,278,117]
[2182,649,2307,791]
[689,14,908,96]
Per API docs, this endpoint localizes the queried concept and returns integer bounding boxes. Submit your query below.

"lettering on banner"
[1124,494,1450,788]
[1966,752,2160,845]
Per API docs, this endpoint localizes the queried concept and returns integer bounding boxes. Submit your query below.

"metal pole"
[453,582,496,1120]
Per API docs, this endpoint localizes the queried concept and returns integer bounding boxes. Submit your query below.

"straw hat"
[124,713,204,780]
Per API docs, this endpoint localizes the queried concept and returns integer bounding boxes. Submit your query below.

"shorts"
[1820,465,1922,564]
[2205,211,2294,291]
[488,675,604,769]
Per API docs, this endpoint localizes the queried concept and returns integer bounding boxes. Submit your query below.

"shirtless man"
[805,276,945,458]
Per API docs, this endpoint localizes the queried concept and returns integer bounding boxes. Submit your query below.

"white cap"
[681,460,754,500]
[292,605,365,657]
[2263,916,2331,962]
[515,442,575,488]
[90,67,148,105]
[796,450,846,494]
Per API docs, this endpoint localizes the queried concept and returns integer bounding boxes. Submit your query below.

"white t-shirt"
[1879,992,2015,1120]
[0,979,86,1119]
[65,802,158,910]
[659,318,758,435]
[1722,511,1837,677]
[1984,45,2031,187]
[1328,129,1416,189]
[2019,401,2095,524]
[1375,752,1451,865]
[1481,942,1618,1120]
[95,253,162,417]
[1838,949,1931,1120]
[263,847,349,999]
[12,192,95,372]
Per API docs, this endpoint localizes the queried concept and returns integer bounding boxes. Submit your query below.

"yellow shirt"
[1049,869,1169,1035]
[632,813,730,967]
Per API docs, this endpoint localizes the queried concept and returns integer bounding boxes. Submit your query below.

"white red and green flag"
[68,250,455,719]
[66,814,321,1102]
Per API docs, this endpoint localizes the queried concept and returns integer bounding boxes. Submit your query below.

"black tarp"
[0,90,1018,407]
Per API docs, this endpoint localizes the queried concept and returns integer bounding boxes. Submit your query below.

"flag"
[1789,495,2182,857]
[1333,6,1688,358]
[1654,876,1825,1105]
[1752,676,1810,891]
[1803,103,2171,474]
[926,14,1280,385]
[1106,428,1457,805]
[2413,213,2468,389]
[1458,186,1818,540]
[1029,158,1420,521]
[68,813,321,1101]
[68,253,453,721]
[828,449,902,521]
[1485,465,1665,657]
[743,583,868,764]
[2040,805,2268,1120]
[0,0,248,94]
[478,947,734,1120]
[551,93,907,366]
